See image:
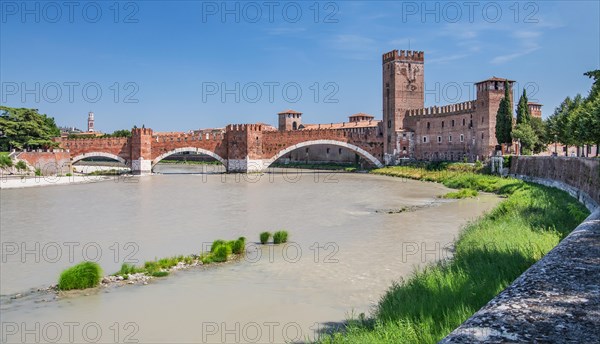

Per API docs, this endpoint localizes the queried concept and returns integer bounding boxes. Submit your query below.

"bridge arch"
[72,152,127,165]
[152,147,226,167]
[264,140,383,168]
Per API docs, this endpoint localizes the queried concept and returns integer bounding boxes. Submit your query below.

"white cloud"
[490,43,540,64]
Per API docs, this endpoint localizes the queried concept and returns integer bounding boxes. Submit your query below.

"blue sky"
[1,1,599,132]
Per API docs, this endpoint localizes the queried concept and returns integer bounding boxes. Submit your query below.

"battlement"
[154,131,224,141]
[382,49,424,63]
[132,127,153,135]
[226,124,264,131]
[406,100,476,117]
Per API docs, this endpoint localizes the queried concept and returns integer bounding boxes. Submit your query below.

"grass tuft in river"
[273,230,289,244]
[260,231,271,244]
[58,261,102,291]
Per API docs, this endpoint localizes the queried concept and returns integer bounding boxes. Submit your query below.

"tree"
[105,129,131,138]
[529,117,548,154]
[0,106,61,151]
[516,89,531,125]
[583,70,600,155]
[512,122,538,155]
[545,95,583,155]
[495,80,513,146]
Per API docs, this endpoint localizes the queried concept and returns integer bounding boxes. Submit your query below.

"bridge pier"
[226,158,268,173]
[130,158,152,175]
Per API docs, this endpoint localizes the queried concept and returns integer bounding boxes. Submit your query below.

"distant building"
[59,112,103,138]
[87,112,95,132]
[528,102,543,119]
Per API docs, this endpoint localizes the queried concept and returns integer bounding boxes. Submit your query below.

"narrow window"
[460,134,464,142]
[423,136,428,143]
[449,135,452,142]
[437,136,442,143]
[441,121,445,128]
[326,148,330,154]
[427,122,431,129]
[452,119,455,127]
[462,118,466,126]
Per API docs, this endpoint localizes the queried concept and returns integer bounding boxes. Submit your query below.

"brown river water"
[0,165,500,343]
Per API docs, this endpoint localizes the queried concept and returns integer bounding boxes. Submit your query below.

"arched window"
[292,122,298,130]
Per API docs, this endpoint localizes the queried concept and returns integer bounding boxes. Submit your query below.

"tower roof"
[278,109,302,115]
[349,112,374,119]
[475,77,516,84]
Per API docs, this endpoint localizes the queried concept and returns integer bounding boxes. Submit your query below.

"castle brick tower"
[278,110,302,131]
[528,102,543,119]
[474,77,515,157]
[382,50,424,160]
[87,112,95,132]
[130,127,153,174]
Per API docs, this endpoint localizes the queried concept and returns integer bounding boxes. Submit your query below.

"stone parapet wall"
[442,156,600,343]
[510,156,599,206]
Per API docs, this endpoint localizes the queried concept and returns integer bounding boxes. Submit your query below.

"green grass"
[441,188,478,199]
[0,153,13,168]
[58,262,103,291]
[260,231,271,244]
[87,169,125,176]
[273,230,289,244]
[316,164,589,344]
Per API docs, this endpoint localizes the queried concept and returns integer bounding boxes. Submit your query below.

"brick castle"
[279,49,542,164]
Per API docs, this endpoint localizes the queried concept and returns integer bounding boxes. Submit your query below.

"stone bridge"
[56,125,384,174]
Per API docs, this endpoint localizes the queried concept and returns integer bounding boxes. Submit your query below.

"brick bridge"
[56,125,384,174]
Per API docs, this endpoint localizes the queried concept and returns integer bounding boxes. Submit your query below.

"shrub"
[144,261,159,274]
[0,155,13,168]
[58,261,102,290]
[66,173,72,177]
[211,240,227,253]
[115,263,140,276]
[273,230,288,244]
[212,244,231,262]
[232,237,246,254]
[15,160,27,171]
[35,168,42,176]
[200,254,214,264]
[260,232,271,244]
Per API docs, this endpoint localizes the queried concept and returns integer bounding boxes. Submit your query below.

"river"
[0,165,500,343]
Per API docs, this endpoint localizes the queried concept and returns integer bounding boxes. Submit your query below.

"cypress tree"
[495,81,513,145]
[516,89,531,124]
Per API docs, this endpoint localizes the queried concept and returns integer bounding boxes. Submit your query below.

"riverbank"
[0,175,123,189]
[317,164,589,343]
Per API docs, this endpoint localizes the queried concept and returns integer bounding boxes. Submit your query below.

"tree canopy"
[0,106,61,151]
[544,70,600,156]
